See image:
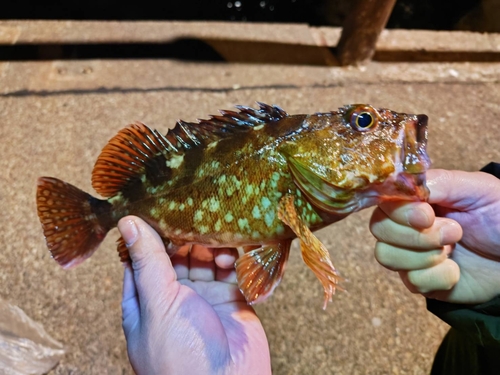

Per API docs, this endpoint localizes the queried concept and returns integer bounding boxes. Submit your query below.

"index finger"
[378,201,435,229]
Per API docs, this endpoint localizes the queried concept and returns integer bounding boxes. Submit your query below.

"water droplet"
[269,5,274,11]
[234,1,241,7]
[260,1,266,7]
[227,2,233,8]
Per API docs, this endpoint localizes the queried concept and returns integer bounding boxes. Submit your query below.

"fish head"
[284,104,431,215]
[337,104,431,201]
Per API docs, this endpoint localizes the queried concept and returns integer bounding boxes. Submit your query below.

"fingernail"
[439,222,458,245]
[120,219,139,247]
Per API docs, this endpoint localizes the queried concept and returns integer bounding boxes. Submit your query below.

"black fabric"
[428,162,500,374]
[430,327,500,375]
[428,296,500,348]
[480,162,500,178]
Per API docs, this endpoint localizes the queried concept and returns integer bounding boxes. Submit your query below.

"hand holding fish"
[370,169,500,304]
[119,216,271,375]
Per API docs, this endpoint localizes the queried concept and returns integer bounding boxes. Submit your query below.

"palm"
[172,244,267,338]
[175,280,267,364]
[122,241,270,375]
[445,243,500,304]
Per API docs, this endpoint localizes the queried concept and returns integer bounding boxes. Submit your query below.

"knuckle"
[415,229,441,249]
[426,249,447,267]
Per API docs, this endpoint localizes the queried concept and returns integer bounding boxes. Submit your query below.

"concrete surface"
[1,58,499,375]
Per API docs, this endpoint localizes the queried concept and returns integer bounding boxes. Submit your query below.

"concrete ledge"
[1,60,499,96]
[1,20,499,55]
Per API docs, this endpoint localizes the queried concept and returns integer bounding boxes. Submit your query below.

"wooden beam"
[336,0,397,66]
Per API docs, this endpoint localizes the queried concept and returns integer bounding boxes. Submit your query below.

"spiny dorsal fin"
[91,103,288,197]
[167,102,288,150]
[92,122,175,197]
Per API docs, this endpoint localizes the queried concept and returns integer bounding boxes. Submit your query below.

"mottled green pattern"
[109,113,324,246]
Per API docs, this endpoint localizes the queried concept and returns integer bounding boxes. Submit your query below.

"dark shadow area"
[374,50,500,63]
[1,37,499,65]
[0,39,225,61]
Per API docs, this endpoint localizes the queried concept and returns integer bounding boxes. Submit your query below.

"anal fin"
[235,241,291,305]
[278,195,344,309]
[116,237,130,263]
[117,235,173,262]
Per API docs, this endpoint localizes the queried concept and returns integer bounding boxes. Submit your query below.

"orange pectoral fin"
[278,195,344,309]
[235,241,291,305]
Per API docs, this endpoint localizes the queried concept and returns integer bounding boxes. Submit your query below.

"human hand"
[118,216,271,375]
[370,169,500,304]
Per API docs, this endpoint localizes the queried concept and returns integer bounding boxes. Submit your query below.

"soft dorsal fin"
[92,123,174,197]
[92,103,288,197]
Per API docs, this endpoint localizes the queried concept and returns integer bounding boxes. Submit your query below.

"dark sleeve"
[428,162,500,375]
[428,297,500,375]
[427,296,500,348]
[480,162,500,177]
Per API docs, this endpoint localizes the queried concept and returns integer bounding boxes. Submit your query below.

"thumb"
[426,169,500,211]
[118,216,180,312]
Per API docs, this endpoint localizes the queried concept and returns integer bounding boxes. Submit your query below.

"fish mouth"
[403,114,431,174]
[394,172,429,201]
[398,114,431,201]
[416,114,428,144]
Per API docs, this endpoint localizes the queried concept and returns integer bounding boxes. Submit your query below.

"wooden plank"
[336,0,397,65]
[2,21,500,53]
[1,21,500,66]
[0,21,318,45]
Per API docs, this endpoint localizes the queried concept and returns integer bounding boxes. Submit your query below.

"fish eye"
[356,112,373,128]
[350,109,378,131]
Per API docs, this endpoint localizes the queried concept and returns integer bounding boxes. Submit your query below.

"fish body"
[36,103,430,307]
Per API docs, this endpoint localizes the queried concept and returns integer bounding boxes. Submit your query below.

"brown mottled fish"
[36,103,430,308]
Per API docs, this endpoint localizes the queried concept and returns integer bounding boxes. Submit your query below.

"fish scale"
[36,102,431,307]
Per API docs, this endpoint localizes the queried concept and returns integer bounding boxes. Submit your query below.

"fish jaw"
[361,172,429,206]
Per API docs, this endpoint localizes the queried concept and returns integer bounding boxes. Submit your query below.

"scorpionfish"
[36,103,430,308]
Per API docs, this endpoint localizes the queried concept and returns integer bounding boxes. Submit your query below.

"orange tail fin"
[36,177,113,269]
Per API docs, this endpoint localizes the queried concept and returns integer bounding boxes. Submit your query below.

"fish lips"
[403,114,431,174]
